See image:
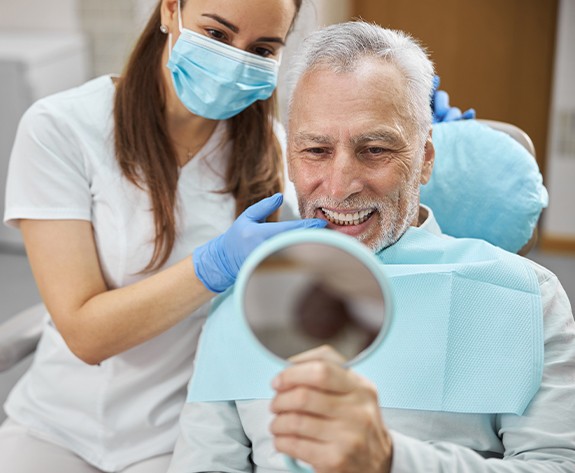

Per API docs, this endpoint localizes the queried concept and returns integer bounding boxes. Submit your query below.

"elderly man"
[168,21,575,473]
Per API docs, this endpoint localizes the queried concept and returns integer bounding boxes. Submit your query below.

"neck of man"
[416,205,428,227]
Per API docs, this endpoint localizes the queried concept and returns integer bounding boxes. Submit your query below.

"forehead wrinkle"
[350,129,405,148]
[292,132,335,147]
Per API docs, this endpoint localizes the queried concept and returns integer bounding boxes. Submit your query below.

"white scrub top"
[3,75,297,471]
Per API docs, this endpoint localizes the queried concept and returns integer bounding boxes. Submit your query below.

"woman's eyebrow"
[201,13,286,45]
[202,13,239,33]
[257,36,286,46]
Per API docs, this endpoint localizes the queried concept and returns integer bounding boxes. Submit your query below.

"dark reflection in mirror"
[244,242,386,362]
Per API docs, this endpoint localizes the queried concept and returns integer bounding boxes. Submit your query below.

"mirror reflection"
[243,242,387,362]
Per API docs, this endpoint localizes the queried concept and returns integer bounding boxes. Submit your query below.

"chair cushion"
[421,120,548,253]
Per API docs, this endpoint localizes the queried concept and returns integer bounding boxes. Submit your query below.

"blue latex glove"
[431,75,476,123]
[193,193,328,293]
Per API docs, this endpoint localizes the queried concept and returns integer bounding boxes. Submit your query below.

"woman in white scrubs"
[0,1,314,472]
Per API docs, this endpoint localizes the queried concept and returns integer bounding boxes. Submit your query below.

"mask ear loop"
[168,0,184,59]
[276,50,284,66]
[177,0,184,33]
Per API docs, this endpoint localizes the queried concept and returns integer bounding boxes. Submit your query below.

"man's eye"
[305,148,326,155]
[366,147,387,154]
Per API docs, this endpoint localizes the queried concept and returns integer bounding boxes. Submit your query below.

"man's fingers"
[272,359,354,394]
[270,412,334,442]
[270,385,340,417]
[288,345,347,365]
[274,433,365,473]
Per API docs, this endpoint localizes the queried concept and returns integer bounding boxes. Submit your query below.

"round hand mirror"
[235,229,393,472]
[236,228,393,365]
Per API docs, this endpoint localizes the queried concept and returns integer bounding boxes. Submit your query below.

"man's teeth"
[322,208,373,226]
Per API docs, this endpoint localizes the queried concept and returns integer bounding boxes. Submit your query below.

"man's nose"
[324,151,364,202]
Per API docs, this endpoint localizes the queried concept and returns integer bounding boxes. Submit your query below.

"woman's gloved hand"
[193,193,327,293]
[431,75,476,123]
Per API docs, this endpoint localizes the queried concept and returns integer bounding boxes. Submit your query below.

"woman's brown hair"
[114,0,302,271]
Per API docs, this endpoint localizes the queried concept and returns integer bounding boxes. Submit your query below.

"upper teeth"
[322,208,373,226]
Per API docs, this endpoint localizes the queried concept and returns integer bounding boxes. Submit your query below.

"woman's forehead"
[185,0,297,38]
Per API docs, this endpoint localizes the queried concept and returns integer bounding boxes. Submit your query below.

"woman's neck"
[161,50,219,166]
[168,112,219,167]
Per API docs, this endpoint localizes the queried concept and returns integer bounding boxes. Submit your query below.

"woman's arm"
[21,219,212,365]
[21,195,326,365]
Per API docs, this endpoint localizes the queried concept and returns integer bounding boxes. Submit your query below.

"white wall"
[0,0,90,248]
[542,0,575,240]
[315,0,351,26]
[0,0,82,32]
[79,0,139,76]
[0,0,160,78]
[278,0,351,122]
[133,0,159,28]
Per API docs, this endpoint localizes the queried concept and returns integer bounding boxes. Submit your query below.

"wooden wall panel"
[352,0,558,174]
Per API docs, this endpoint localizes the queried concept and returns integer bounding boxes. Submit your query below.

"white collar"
[418,204,443,237]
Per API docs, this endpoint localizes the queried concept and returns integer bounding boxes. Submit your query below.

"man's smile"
[320,207,375,226]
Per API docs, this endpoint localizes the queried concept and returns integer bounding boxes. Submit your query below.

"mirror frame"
[235,228,395,367]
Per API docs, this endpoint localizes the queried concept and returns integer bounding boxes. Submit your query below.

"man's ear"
[160,0,179,33]
[420,129,435,185]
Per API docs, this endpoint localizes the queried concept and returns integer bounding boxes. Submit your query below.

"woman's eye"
[206,29,227,41]
[252,46,274,58]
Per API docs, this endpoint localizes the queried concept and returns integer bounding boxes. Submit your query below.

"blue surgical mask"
[166,0,280,120]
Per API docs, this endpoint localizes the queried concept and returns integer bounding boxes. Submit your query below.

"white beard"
[298,178,421,253]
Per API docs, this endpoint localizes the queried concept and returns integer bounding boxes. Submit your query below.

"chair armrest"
[0,303,45,372]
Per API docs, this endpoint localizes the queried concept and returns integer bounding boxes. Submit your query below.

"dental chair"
[0,303,44,371]
[473,119,541,255]
[0,119,548,407]
[421,119,546,255]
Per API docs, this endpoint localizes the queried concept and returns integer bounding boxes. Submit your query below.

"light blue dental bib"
[187,228,543,415]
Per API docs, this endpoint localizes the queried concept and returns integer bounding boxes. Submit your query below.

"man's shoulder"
[523,257,557,287]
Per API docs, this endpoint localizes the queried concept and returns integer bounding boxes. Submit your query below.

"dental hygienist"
[0,0,469,472]
[0,1,319,471]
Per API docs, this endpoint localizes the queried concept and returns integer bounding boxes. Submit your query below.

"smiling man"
[287,40,434,252]
[168,21,575,473]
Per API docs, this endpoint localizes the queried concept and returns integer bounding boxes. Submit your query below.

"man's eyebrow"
[201,14,286,45]
[351,129,404,147]
[293,132,335,146]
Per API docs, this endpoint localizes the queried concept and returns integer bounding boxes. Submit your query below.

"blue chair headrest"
[421,120,548,253]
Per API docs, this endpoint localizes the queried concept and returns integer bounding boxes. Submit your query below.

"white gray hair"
[288,21,435,143]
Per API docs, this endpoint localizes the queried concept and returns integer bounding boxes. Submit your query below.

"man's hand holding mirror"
[237,229,394,473]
